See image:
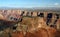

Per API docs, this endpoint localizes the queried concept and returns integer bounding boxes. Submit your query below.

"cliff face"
[0,9,60,29]
[0,10,22,22]
[0,9,60,37]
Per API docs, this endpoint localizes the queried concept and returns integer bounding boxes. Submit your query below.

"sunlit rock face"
[0,10,22,22]
[0,10,22,30]
[19,17,48,33]
[37,17,47,28]
[0,9,60,31]
[0,14,4,19]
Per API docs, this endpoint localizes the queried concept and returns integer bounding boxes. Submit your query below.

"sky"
[0,0,60,8]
